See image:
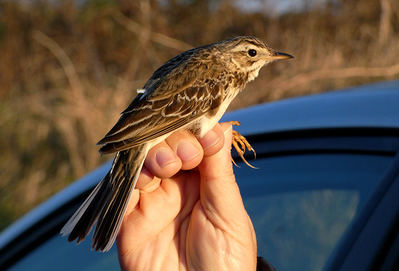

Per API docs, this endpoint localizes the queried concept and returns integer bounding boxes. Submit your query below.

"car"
[1,80,399,271]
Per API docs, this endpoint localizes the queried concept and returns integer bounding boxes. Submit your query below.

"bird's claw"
[229,121,257,168]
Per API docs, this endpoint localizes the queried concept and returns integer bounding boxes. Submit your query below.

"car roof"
[1,79,399,249]
[222,79,399,135]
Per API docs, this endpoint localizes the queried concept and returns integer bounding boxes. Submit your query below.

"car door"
[236,128,399,271]
[2,128,399,271]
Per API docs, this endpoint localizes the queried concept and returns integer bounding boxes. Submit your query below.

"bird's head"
[218,36,293,81]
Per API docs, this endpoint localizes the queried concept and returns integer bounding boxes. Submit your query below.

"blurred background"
[0,0,398,231]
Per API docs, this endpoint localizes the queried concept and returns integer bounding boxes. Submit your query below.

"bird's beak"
[270,51,294,60]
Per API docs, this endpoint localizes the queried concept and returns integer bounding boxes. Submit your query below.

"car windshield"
[8,152,392,271]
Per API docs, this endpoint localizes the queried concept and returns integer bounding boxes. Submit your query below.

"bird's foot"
[229,121,257,168]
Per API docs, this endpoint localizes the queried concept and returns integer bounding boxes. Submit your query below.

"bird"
[60,36,293,252]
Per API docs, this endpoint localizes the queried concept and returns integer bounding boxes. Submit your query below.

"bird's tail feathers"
[60,145,148,252]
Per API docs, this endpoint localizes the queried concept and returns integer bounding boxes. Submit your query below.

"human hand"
[117,123,257,271]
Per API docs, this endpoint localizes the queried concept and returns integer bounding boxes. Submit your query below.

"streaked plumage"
[61,36,293,251]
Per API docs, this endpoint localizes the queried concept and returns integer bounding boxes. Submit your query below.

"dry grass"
[0,0,398,230]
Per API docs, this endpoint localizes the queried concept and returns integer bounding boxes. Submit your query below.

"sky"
[234,0,332,16]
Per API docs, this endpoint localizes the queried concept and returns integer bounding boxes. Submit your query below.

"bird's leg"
[229,121,257,169]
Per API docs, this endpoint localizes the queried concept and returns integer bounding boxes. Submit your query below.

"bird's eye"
[248,49,257,57]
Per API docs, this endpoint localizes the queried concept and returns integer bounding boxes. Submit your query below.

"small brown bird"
[61,36,293,251]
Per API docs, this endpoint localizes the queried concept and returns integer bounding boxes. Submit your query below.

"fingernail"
[140,166,154,180]
[201,129,220,151]
[155,147,176,168]
[177,140,200,162]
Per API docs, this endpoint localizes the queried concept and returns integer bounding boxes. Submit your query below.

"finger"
[124,189,140,216]
[198,123,225,157]
[198,123,248,226]
[144,141,182,179]
[135,166,154,189]
[135,166,164,193]
[166,130,203,170]
[124,167,160,219]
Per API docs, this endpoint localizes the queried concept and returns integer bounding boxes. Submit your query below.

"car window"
[8,153,393,271]
[236,153,393,271]
[8,232,120,271]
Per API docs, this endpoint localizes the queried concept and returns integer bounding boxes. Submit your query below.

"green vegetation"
[0,0,398,231]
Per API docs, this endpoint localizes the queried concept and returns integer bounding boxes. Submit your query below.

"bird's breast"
[196,86,239,138]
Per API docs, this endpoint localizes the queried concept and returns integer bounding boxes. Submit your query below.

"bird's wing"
[97,59,226,154]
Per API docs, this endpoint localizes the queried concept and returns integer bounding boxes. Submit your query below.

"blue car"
[1,80,399,271]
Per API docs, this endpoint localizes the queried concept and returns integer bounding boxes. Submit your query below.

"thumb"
[198,122,247,225]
